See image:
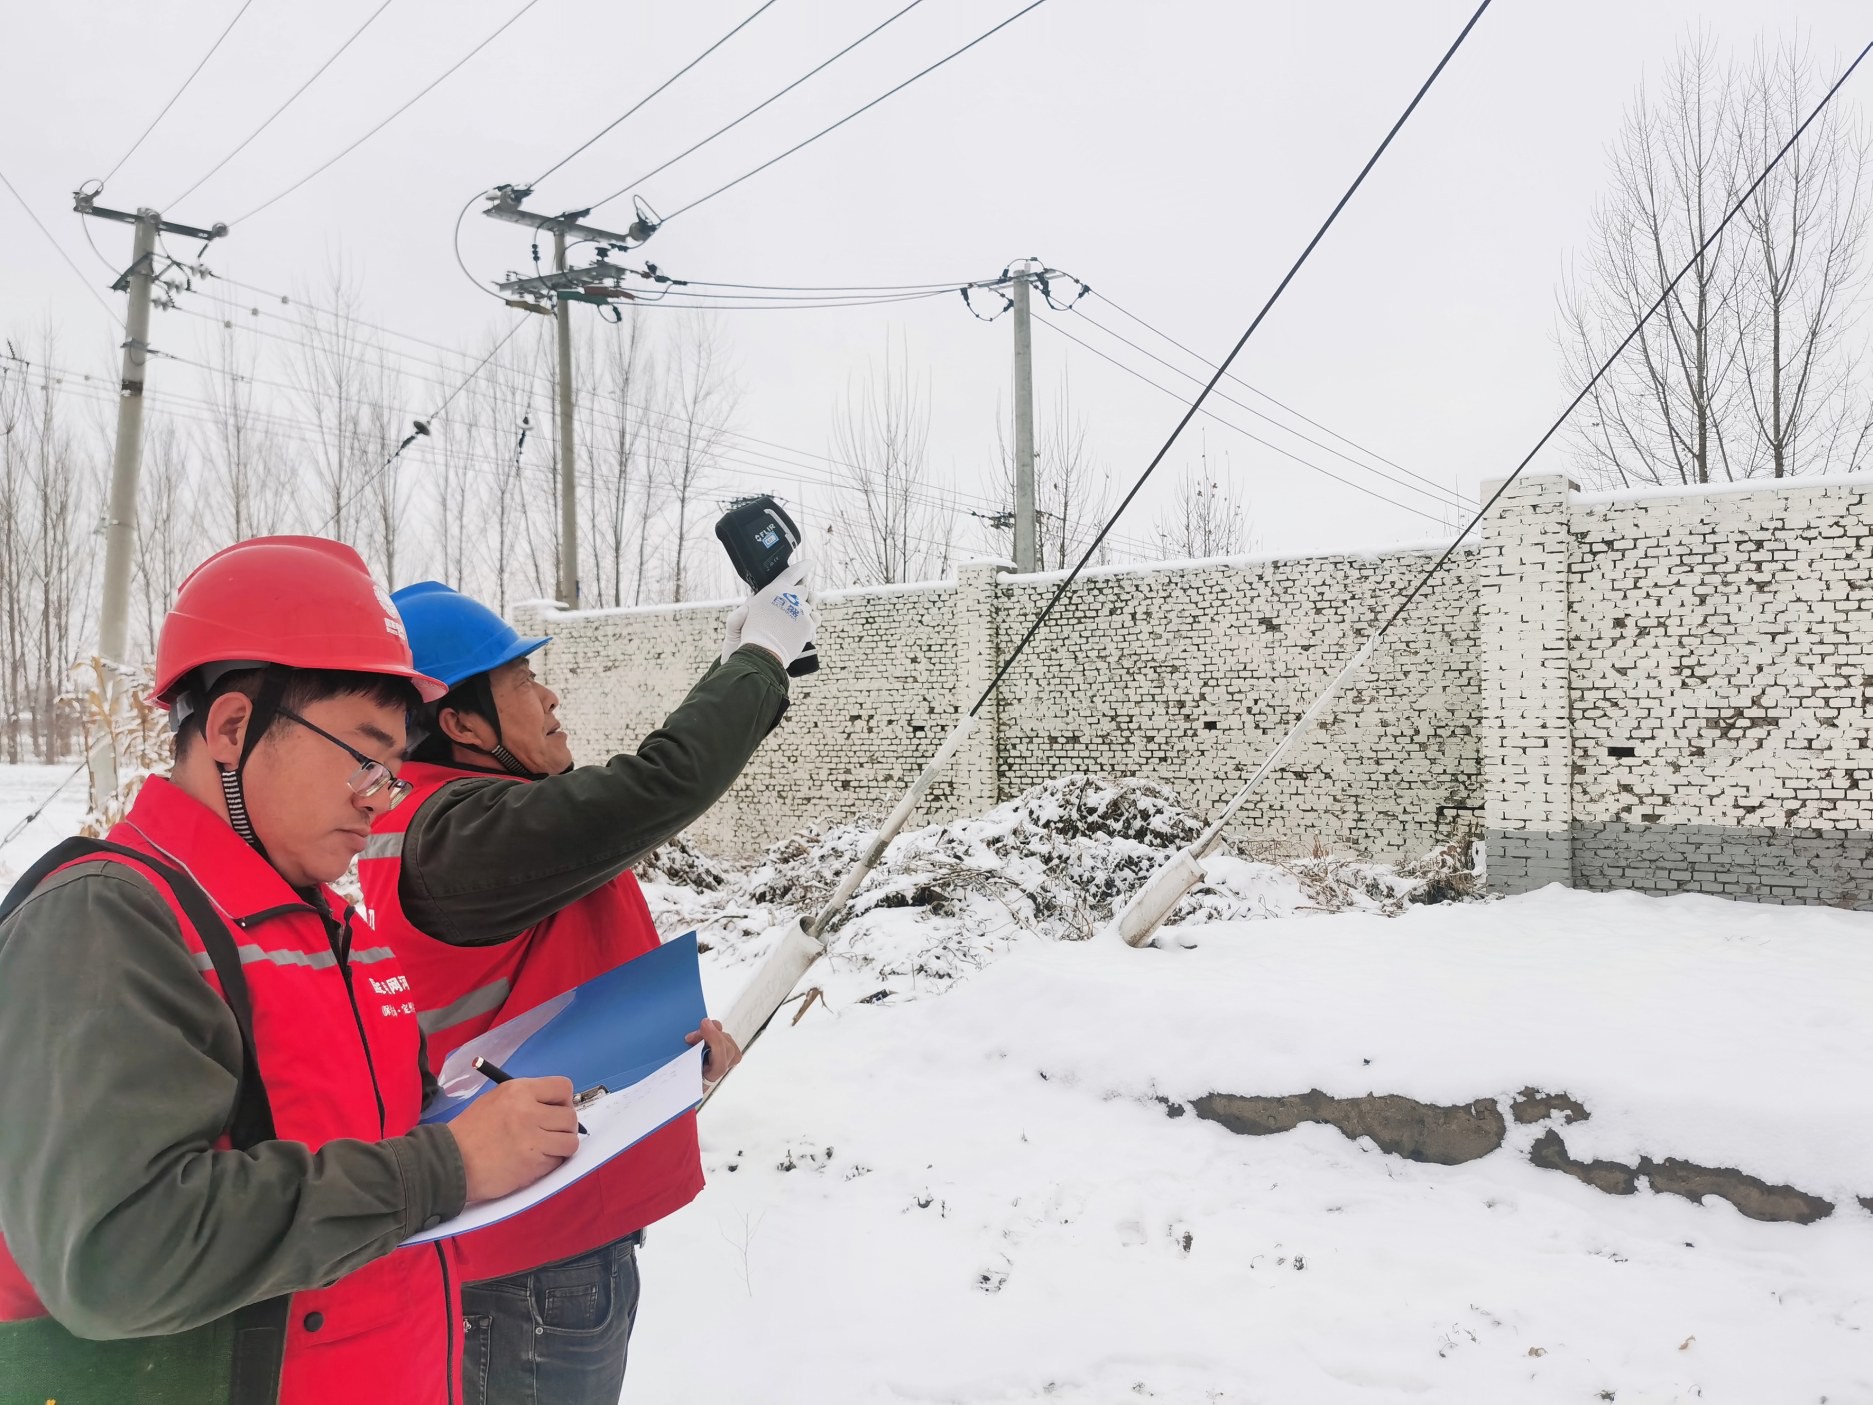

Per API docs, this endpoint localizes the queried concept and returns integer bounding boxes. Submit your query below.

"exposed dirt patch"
[1192,1089,1506,1165]
[1529,1131,1834,1223]
[1637,1155,1833,1225]
[1860,1196,1873,1215]
[1512,1088,1590,1125]
[1529,1129,1639,1195]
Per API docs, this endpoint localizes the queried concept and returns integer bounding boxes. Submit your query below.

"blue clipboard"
[422,932,707,1124]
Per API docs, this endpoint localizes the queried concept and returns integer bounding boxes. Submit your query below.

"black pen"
[473,1055,587,1135]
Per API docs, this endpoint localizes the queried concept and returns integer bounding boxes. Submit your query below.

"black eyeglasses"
[276,708,414,811]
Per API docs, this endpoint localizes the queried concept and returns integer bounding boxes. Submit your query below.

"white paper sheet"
[404,1043,704,1245]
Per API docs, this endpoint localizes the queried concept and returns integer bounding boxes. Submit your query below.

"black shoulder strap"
[1,836,291,1405]
[2,837,276,1146]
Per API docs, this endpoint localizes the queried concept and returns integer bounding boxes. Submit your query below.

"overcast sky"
[3,0,1868,572]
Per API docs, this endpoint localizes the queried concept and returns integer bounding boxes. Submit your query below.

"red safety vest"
[358,760,704,1282]
[0,778,463,1405]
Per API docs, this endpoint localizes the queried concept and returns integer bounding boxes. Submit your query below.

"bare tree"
[198,316,285,541]
[1155,442,1251,560]
[467,329,541,616]
[991,371,1113,570]
[131,416,202,661]
[292,268,376,541]
[1733,39,1873,477]
[11,340,98,758]
[1561,32,1873,485]
[658,315,734,602]
[358,366,411,588]
[829,336,954,585]
[0,348,30,762]
[577,312,652,607]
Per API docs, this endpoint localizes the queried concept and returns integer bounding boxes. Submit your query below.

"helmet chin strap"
[216,667,288,862]
[448,671,549,780]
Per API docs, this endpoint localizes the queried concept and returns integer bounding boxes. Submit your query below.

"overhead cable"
[168,0,399,208]
[1035,314,1455,524]
[314,316,528,534]
[1364,36,1873,646]
[966,0,1493,717]
[1109,33,1873,947]
[530,0,782,189]
[100,0,257,186]
[230,0,546,225]
[1062,304,1463,507]
[0,165,125,331]
[584,0,931,213]
[1036,315,1462,515]
[661,0,1051,222]
[1088,292,1456,499]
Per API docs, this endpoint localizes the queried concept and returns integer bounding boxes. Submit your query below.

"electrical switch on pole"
[482,186,660,610]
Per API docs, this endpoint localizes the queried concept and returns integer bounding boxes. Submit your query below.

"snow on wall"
[519,550,1482,863]
[518,474,1872,906]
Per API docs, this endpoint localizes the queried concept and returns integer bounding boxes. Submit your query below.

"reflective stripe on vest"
[188,944,401,973]
[416,978,511,1035]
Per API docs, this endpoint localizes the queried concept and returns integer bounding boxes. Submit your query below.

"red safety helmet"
[152,536,448,708]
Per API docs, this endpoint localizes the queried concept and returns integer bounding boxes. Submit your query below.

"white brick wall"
[523,545,1482,862]
[514,474,1873,906]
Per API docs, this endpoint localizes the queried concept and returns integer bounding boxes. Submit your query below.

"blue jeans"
[460,1233,642,1405]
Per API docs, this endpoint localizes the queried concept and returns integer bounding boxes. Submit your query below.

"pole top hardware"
[73,189,227,243]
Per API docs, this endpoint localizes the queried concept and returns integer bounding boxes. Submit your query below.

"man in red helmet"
[0,537,580,1405]
[357,568,814,1405]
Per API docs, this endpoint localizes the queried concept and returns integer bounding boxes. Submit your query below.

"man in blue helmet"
[357,563,815,1405]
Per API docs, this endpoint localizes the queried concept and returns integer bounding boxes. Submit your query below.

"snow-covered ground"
[4,767,1869,1402]
[623,808,1873,1403]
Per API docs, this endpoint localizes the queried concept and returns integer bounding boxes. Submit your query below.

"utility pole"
[483,187,660,610]
[74,191,225,796]
[1010,260,1038,573]
[552,229,578,609]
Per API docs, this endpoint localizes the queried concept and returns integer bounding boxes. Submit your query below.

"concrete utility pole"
[552,229,578,609]
[483,187,660,610]
[98,213,159,682]
[74,192,225,795]
[1011,260,1038,573]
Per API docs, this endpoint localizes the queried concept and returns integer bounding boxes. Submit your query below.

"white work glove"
[735,560,818,668]
[719,600,749,664]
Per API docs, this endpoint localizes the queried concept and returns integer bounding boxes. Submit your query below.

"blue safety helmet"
[391,581,551,690]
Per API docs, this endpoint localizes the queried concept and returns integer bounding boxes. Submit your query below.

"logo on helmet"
[374,584,409,641]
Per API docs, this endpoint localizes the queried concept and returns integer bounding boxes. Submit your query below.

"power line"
[1368,36,1873,646]
[168,0,399,208]
[230,0,546,226]
[661,0,1051,222]
[100,0,258,186]
[967,0,1493,717]
[315,316,529,533]
[1066,302,1461,504]
[1087,291,1454,499]
[1032,315,1455,523]
[584,0,931,214]
[668,275,973,293]
[0,165,124,331]
[1043,312,1465,513]
[531,0,782,189]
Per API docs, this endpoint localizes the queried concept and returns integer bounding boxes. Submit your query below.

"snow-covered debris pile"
[635,775,1482,984]
[634,833,729,892]
[743,774,1205,936]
